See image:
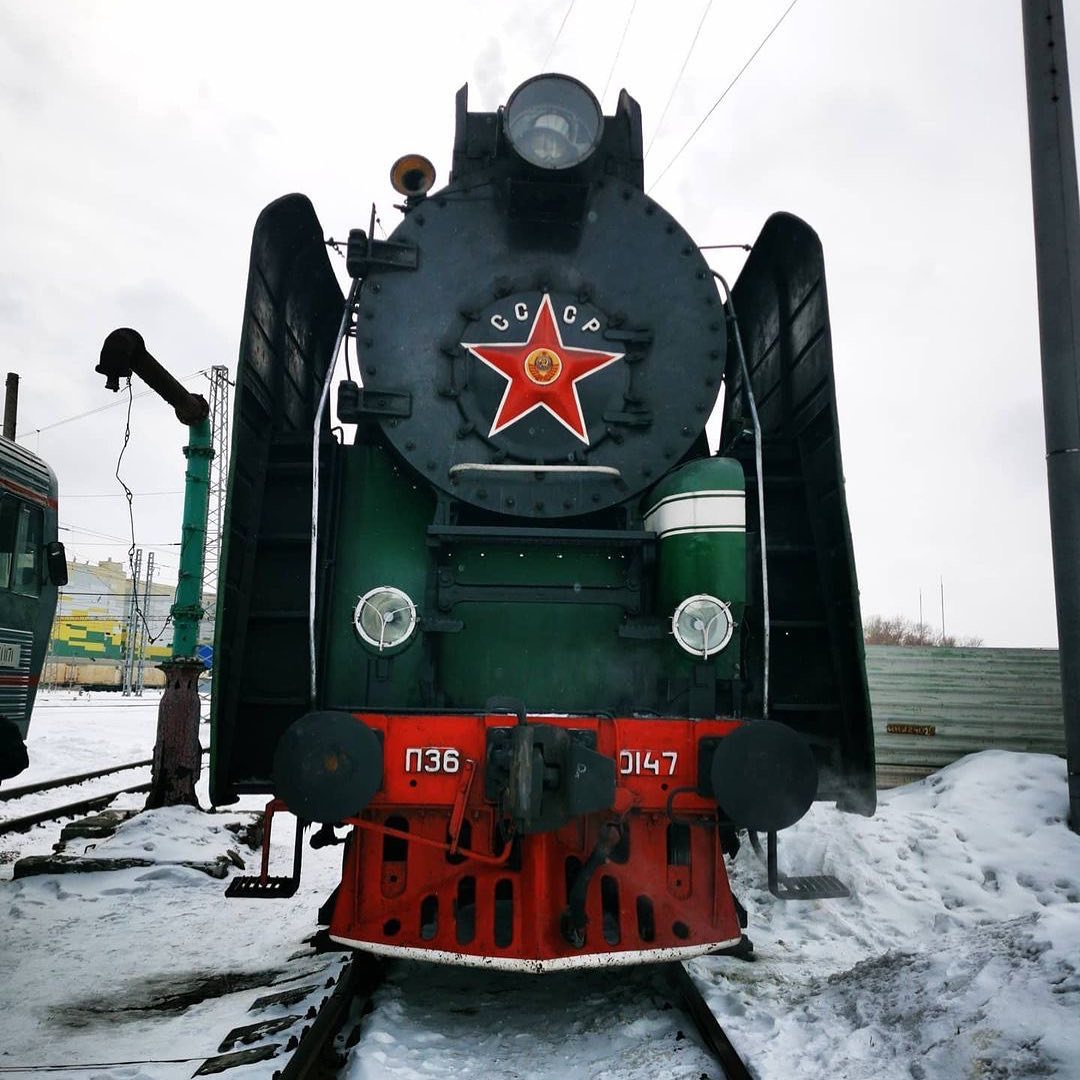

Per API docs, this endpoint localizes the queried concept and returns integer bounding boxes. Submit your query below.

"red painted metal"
[0,475,56,510]
[326,712,744,966]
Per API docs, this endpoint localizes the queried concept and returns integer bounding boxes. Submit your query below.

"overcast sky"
[2,0,1075,647]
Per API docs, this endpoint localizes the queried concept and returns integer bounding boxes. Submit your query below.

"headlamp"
[354,586,417,652]
[672,595,734,658]
[505,75,603,171]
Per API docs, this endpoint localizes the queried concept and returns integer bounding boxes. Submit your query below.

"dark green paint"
[323,443,434,708]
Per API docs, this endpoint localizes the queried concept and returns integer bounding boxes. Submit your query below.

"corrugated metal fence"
[866,645,1065,788]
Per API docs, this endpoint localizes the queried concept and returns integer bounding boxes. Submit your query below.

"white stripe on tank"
[643,492,746,538]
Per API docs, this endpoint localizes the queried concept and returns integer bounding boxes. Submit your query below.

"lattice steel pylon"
[202,366,231,626]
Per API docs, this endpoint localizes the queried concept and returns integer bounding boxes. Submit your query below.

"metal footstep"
[225,801,304,899]
[770,872,850,900]
[225,875,300,899]
[749,830,851,900]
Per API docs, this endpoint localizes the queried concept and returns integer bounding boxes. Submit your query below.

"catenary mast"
[1022,0,1080,832]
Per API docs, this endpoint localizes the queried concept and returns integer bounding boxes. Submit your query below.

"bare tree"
[863,614,982,648]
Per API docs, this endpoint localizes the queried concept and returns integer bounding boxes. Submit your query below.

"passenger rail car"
[0,435,67,782]
[211,74,874,970]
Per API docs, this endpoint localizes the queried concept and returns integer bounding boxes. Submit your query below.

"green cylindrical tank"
[643,457,746,676]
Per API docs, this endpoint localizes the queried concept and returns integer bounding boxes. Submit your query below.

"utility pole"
[134,551,155,696]
[121,548,143,696]
[202,365,230,626]
[3,373,18,440]
[1022,0,1080,832]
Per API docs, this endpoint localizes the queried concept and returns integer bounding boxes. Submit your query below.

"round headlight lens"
[672,595,734,658]
[505,75,603,170]
[354,586,417,651]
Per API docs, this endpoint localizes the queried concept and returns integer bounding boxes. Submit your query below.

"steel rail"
[0,783,151,835]
[277,953,384,1080]
[0,758,153,802]
[663,962,754,1080]
[0,747,207,804]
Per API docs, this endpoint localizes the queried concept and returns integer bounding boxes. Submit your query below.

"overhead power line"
[63,491,183,499]
[60,522,137,544]
[649,0,800,192]
[543,0,576,70]
[61,539,180,548]
[644,0,714,160]
[602,0,638,104]
[15,367,211,442]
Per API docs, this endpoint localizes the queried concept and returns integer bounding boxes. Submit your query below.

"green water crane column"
[170,417,212,658]
[96,328,213,808]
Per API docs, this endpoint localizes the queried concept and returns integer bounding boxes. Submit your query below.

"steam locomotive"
[211,74,875,970]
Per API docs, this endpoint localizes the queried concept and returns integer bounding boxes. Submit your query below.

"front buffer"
[275,710,814,972]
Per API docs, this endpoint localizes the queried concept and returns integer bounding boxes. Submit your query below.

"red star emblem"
[462,294,624,444]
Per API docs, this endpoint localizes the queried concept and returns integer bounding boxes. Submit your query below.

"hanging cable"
[649,0,800,192]
[644,0,713,160]
[542,0,576,70]
[602,0,638,104]
[112,379,172,646]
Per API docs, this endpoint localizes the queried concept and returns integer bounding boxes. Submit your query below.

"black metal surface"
[358,94,725,518]
[708,719,818,832]
[450,82,644,191]
[561,822,620,946]
[345,229,418,278]
[211,194,344,804]
[748,829,851,901]
[273,711,383,823]
[1022,0,1080,832]
[663,963,753,1080]
[337,381,412,422]
[429,521,654,616]
[428,524,655,546]
[0,718,28,781]
[97,328,210,425]
[485,724,612,833]
[722,212,875,814]
[225,821,304,899]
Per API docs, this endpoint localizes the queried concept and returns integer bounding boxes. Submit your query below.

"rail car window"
[12,503,43,596]
[0,496,18,589]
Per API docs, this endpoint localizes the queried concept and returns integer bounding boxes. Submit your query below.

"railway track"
[0,751,205,836]
[664,961,754,1080]
[225,952,754,1080]
[192,953,384,1079]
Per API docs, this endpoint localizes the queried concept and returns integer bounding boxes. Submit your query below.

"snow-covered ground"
[1,692,1078,1079]
[701,751,1080,1078]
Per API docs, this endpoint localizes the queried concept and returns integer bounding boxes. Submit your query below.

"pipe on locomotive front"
[713,272,770,718]
[309,279,361,706]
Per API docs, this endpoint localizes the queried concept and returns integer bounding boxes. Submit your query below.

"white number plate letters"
[619,750,678,776]
[404,747,461,774]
